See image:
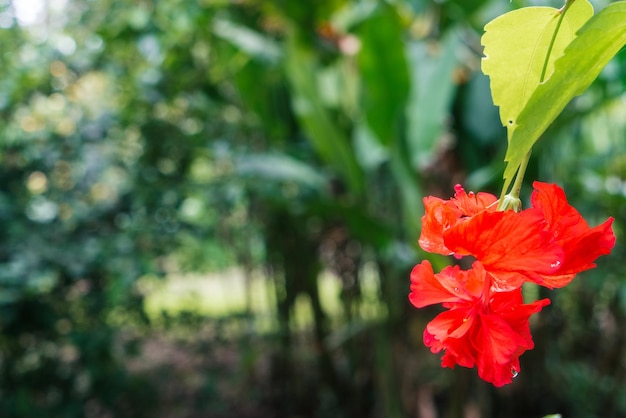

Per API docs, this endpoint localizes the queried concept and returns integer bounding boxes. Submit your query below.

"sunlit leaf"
[502,1,626,190]
[481,0,593,128]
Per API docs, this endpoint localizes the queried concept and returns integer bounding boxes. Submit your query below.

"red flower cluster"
[410,182,615,386]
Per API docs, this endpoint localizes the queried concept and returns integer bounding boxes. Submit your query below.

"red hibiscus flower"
[419,182,615,291]
[412,181,614,386]
[410,260,550,387]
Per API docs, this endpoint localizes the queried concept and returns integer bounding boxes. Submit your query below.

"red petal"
[423,329,444,354]
[492,292,550,345]
[418,187,498,255]
[440,336,476,369]
[529,219,615,288]
[560,217,615,272]
[478,314,526,363]
[443,210,564,290]
[452,187,498,217]
[484,356,521,388]
[474,292,549,386]
[425,307,474,342]
[409,261,459,308]
[418,197,460,255]
[529,182,616,288]
[530,182,584,234]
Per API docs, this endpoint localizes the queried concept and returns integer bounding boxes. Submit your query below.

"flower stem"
[510,150,531,199]
[498,150,531,210]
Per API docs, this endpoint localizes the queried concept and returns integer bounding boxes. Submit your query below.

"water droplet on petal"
[550,260,561,269]
[511,367,519,379]
[453,287,459,292]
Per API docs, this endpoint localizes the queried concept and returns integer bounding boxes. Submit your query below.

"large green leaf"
[284,31,364,195]
[212,18,282,64]
[481,0,593,128]
[235,153,328,191]
[405,32,460,170]
[356,3,410,146]
[502,1,626,190]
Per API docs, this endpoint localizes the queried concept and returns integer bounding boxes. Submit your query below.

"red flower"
[419,182,615,290]
[411,182,614,385]
[410,260,550,387]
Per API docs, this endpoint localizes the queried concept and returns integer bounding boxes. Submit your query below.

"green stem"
[539,0,574,82]
[497,150,531,210]
[511,150,531,199]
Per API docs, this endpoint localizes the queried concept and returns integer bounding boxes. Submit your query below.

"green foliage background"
[0,0,625,417]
